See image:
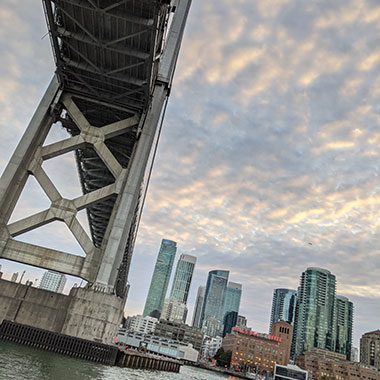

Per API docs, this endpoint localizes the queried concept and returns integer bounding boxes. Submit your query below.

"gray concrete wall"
[62,287,125,344]
[0,279,125,344]
[0,278,70,332]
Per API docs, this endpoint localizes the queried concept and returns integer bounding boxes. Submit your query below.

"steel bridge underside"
[44,0,170,250]
[0,0,191,297]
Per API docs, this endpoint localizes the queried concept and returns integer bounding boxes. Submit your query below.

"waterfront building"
[274,364,308,380]
[124,315,158,334]
[201,336,223,359]
[200,270,229,327]
[270,288,297,333]
[39,270,66,293]
[223,311,238,337]
[335,295,353,360]
[294,268,336,357]
[222,281,242,323]
[295,347,380,380]
[170,254,196,305]
[161,297,188,323]
[143,239,177,318]
[192,286,205,328]
[360,330,380,369]
[223,321,293,373]
[201,316,223,338]
[116,330,199,362]
[154,319,204,352]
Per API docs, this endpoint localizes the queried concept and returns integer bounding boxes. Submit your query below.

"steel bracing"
[0,0,191,296]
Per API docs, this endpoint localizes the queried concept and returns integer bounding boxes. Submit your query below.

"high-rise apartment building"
[200,270,229,327]
[39,270,66,293]
[335,295,353,360]
[237,315,247,328]
[161,297,188,323]
[360,330,380,369]
[192,286,205,328]
[294,268,336,357]
[222,281,242,322]
[170,254,196,305]
[270,288,297,333]
[143,239,177,318]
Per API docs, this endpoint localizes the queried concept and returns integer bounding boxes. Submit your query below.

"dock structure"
[0,319,182,372]
[0,320,118,365]
[116,348,182,372]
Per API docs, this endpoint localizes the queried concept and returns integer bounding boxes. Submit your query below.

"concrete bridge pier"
[0,278,124,345]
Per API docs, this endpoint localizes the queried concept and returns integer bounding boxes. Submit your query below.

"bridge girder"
[0,0,192,296]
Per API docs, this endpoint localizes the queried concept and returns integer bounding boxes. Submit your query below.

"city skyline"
[0,249,373,349]
[0,0,379,351]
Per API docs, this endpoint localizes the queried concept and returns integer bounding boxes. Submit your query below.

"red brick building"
[295,348,380,380]
[222,321,293,373]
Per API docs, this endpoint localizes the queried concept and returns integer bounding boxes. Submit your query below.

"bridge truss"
[0,0,191,297]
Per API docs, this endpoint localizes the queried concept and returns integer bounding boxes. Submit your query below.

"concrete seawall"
[0,278,123,344]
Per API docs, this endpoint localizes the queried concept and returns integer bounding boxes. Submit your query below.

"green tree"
[214,347,232,367]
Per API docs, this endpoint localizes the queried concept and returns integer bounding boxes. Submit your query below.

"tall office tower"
[222,282,242,322]
[200,270,229,327]
[170,254,196,304]
[192,285,205,328]
[335,295,353,360]
[294,267,337,357]
[11,272,18,282]
[39,271,67,293]
[143,239,177,318]
[360,330,380,369]
[269,288,297,333]
[223,311,238,337]
[291,287,301,359]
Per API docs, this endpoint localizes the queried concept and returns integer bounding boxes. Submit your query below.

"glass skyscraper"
[170,254,196,304]
[222,281,242,322]
[294,267,337,356]
[335,295,353,360]
[192,285,205,328]
[269,288,297,333]
[143,239,177,318]
[200,270,229,327]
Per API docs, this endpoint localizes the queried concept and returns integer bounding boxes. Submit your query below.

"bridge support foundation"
[0,278,123,344]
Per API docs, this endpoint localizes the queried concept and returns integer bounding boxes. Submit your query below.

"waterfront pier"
[116,348,182,372]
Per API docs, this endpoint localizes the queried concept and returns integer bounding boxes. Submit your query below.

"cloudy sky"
[1,0,380,348]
